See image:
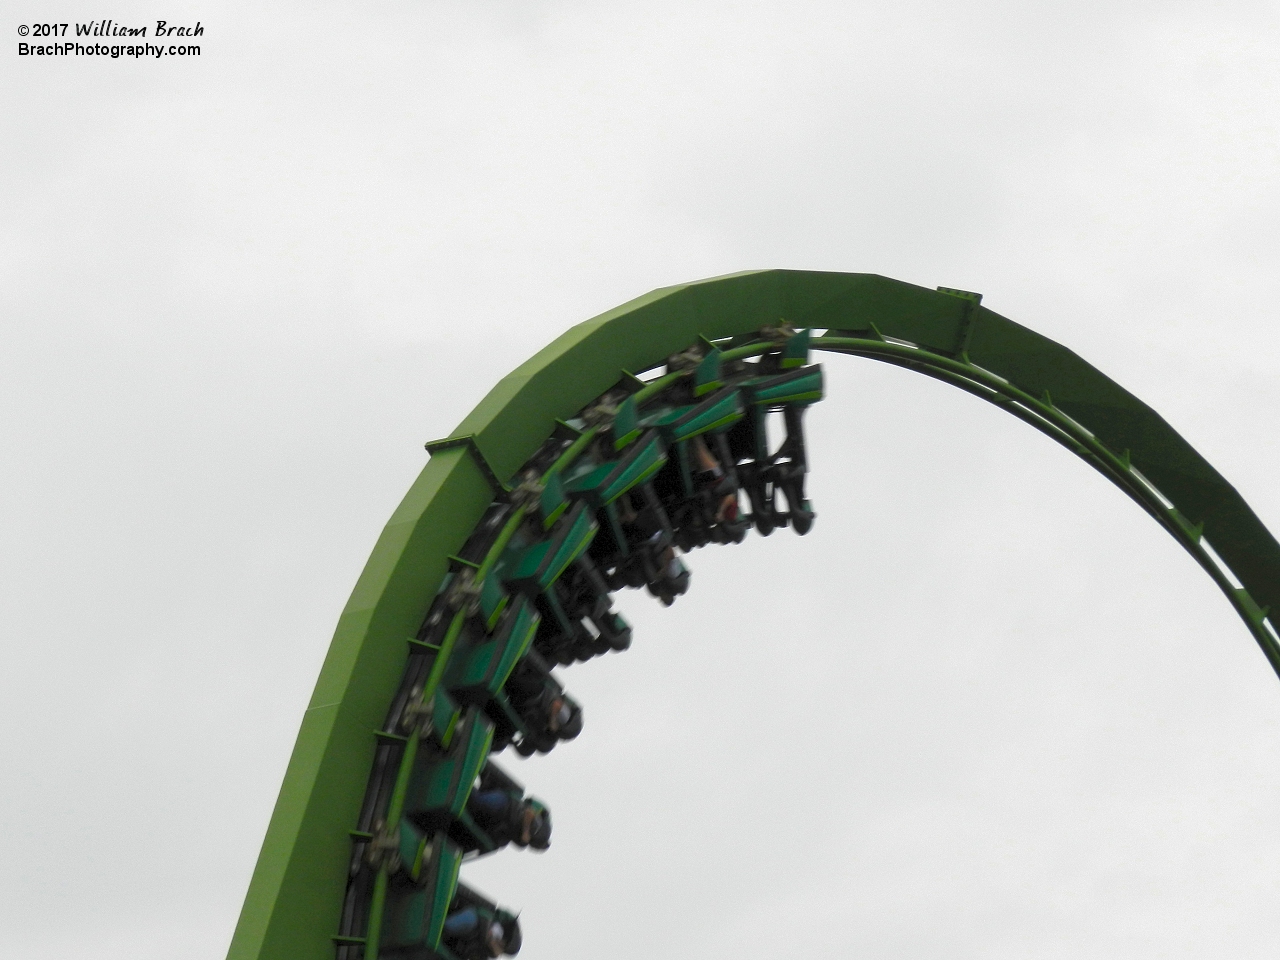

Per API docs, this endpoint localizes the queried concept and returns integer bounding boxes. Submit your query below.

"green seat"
[379,827,463,954]
[643,388,745,497]
[740,364,824,408]
[643,388,744,444]
[498,500,598,595]
[444,597,539,705]
[562,431,668,509]
[402,709,493,831]
[731,365,825,463]
[561,434,671,564]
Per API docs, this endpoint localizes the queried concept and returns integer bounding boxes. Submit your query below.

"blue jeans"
[443,907,479,938]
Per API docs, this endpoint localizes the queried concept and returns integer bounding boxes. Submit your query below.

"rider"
[503,653,584,754]
[441,906,522,959]
[690,434,740,524]
[467,786,552,850]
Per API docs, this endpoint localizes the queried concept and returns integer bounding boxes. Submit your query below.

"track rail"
[227,271,1280,960]
[812,334,1280,674]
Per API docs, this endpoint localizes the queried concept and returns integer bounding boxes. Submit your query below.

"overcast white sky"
[4,2,1280,958]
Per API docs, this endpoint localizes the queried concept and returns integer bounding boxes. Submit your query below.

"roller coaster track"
[226,270,1280,960]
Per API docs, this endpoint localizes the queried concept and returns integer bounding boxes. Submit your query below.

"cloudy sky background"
[4,1,1280,957]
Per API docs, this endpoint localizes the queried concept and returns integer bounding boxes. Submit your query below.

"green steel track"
[227,270,1280,960]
